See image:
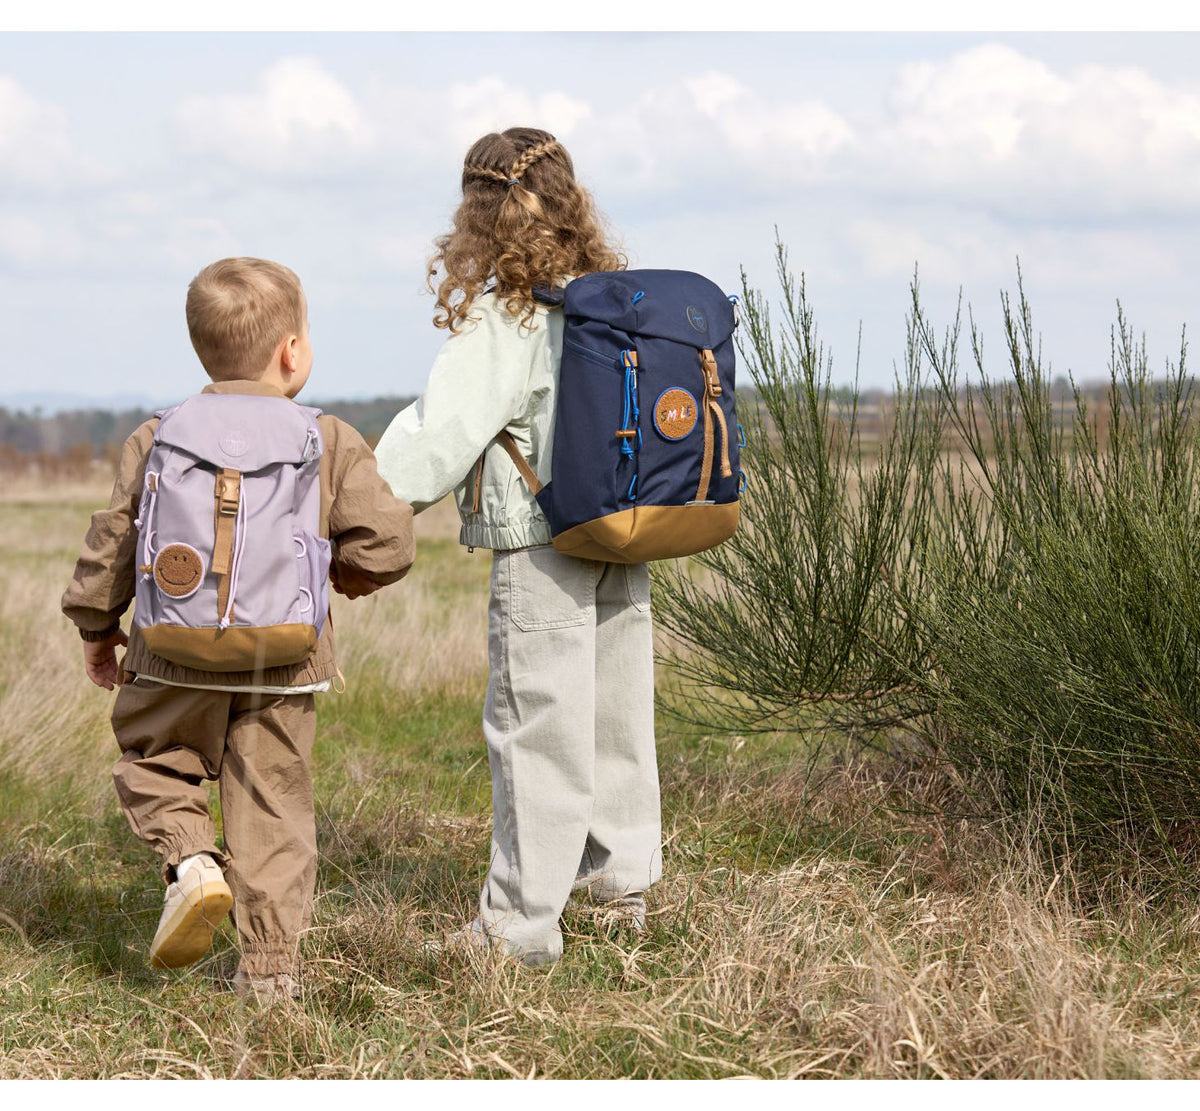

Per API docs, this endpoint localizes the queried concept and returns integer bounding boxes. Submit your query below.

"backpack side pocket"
[295,530,332,638]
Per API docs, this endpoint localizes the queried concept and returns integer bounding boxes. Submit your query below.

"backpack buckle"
[215,469,241,516]
[700,349,722,396]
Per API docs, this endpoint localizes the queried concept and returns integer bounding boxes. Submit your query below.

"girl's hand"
[83,628,129,690]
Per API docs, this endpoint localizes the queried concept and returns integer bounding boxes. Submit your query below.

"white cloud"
[0,75,91,186]
[3,38,1197,399]
[0,215,81,266]
[849,218,972,283]
[685,71,855,163]
[176,57,373,174]
[877,45,1200,213]
[162,45,1200,221]
[173,65,593,189]
[161,217,242,269]
[572,46,1200,219]
[443,78,592,150]
[889,45,1070,164]
[847,211,1181,292]
[571,71,854,196]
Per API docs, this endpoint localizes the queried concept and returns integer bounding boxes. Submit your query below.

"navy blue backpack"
[497,269,741,563]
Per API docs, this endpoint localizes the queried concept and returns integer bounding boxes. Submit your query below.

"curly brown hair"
[428,127,625,331]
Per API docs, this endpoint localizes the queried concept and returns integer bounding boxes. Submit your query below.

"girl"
[375,127,660,967]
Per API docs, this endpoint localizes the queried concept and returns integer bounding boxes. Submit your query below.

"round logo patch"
[220,428,249,458]
[686,305,707,333]
[154,543,205,599]
[654,388,699,441]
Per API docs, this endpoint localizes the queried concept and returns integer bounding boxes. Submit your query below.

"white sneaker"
[573,885,648,933]
[591,895,647,933]
[149,854,233,969]
[424,920,560,968]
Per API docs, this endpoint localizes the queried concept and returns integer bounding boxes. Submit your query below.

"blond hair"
[186,257,306,381]
[429,127,625,332]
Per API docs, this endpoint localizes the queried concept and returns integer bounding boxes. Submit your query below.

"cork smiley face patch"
[154,543,205,598]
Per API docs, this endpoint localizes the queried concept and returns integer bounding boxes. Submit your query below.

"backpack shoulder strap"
[481,283,562,308]
[469,431,544,514]
[531,284,564,308]
[495,431,544,494]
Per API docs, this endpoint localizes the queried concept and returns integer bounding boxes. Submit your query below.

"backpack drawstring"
[137,472,160,579]
[218,488,247,629]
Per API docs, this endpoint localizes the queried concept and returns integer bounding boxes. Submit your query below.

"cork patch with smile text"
[654,388,699,441]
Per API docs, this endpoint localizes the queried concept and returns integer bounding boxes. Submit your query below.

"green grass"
[5,482,1200,1078]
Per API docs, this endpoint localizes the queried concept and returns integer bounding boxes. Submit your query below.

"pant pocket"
[509,545,593,632]
[624,563,651,612]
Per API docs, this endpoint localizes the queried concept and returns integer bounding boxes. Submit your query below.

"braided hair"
[429,127,624,331]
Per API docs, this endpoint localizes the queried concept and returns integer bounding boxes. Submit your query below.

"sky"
[1,29,1198,406]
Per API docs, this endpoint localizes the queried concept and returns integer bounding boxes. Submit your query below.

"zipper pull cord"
[619,349,641,502]
[620,362,635,459]
[618,349,640,459]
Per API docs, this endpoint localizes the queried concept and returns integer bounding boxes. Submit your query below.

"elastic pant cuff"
[237,940,300,976]
[158,841,228,883]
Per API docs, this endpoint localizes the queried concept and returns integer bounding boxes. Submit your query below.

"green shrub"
[657,243,943,735]
[658,244,1200,858]
[915,280,1200,851]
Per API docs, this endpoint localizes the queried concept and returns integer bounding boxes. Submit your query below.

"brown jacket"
[61,380,415,688]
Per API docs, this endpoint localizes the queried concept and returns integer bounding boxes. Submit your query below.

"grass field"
[4,474,1200,1079]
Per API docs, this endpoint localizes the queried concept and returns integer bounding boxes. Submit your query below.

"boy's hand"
[83,628,129,690]
[330,564,382,600]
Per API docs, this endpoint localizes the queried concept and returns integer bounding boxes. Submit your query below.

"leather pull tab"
[694,350,723,502]
[712,399,732,479]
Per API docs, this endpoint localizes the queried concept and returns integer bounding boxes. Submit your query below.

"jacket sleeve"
[374,301,536,513]
[324,417,416,587]
[61,419,157,637]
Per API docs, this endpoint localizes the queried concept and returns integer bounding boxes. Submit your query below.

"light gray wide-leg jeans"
[478,544,662,963]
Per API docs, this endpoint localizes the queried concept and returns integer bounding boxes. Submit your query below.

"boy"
[62,257,414,999]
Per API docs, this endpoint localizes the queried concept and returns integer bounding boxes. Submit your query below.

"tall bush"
[656,244,943,734]
[658,244,1200,855]
[914,284,1200,849]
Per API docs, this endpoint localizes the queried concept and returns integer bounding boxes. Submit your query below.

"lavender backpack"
[133,393,331,672]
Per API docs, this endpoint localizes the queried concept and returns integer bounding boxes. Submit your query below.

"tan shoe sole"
[150,879,233,969]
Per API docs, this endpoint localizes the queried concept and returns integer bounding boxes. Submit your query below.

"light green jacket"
[375,292,563,550]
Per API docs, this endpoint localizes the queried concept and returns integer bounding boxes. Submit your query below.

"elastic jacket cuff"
[79,621,122,643]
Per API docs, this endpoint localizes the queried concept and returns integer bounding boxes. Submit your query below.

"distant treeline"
[0,379,1126,477]
[0,395,418,465]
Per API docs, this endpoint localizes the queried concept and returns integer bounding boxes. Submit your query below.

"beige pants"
[480,546,662,962]
[110,680,317,975]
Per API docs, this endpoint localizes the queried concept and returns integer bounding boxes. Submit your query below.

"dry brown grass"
[0,478,118,795]
[4,477,1200,1078]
